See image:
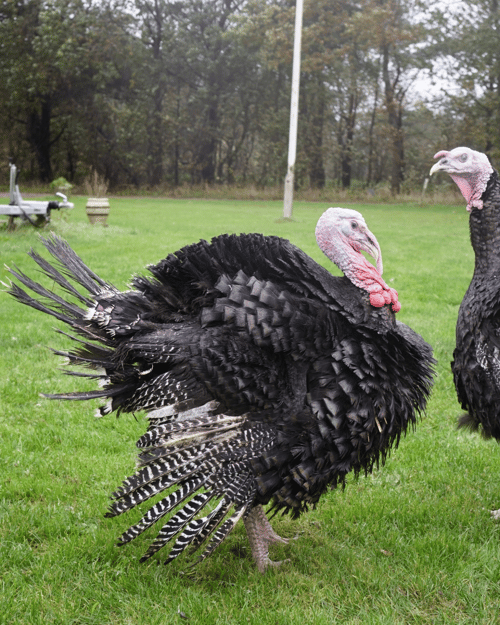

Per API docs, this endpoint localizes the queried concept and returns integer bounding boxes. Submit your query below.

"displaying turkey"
[7,207,435,572]
[430,147,500,441]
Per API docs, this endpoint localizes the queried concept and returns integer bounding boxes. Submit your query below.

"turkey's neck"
[326,239,381,293]
[469,171,500,277]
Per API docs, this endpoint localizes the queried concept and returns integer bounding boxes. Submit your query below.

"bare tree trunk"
[308,76,326,189]
[196,101,218,183]
[148,102,164,186]
[340,92,357,189]
[141,0,166,186]
[27,97,53,183]
[366,81,379,187]
[382,43,404,195]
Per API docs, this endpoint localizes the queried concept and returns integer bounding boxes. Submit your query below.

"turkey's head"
[430,147,493,211]
[316,207,401,312]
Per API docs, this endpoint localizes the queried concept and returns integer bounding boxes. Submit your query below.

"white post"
[283,0,303,220]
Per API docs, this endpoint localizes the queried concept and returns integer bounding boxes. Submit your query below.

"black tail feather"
[7,276,86,326]
[27,250,94,304]
[458,412,493,439]
[37,235,111,294]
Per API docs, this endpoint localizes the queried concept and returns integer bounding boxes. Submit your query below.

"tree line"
[0,0,498,193]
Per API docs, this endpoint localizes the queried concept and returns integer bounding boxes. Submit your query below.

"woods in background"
[0,0,498,193]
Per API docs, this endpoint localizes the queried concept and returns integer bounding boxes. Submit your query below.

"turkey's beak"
[360,230,383,276]
[429,151,450,175]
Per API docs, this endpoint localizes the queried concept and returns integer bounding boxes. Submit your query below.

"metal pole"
[283,0,304,219]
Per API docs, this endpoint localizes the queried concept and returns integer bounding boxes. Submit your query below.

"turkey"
[430,147,500,441]
[7,207,435,572]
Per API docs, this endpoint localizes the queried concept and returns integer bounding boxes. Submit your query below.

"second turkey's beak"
[359,229,383,276]
[429,151,450,175]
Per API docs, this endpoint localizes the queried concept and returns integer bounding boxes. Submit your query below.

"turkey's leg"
[243,505,289,573]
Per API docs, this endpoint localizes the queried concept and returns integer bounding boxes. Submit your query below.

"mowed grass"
[1,197,500,624]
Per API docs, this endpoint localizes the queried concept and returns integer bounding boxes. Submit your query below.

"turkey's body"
[8,211,434,572]
[452,171,500,438]
[430,147,500,440]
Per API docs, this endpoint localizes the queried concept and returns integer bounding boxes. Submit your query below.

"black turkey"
[431,146,500,518]
[7,207,435,572]
[430,147,500,439]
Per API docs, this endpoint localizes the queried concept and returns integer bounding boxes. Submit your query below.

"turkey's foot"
[243,505,290,573]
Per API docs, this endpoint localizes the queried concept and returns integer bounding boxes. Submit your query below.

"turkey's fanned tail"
[106,411,273,565]
[6,236,212,418]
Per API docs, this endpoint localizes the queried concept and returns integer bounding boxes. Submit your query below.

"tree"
[0,0,451,190]
[0,0,104,181]
[436,0,500,161]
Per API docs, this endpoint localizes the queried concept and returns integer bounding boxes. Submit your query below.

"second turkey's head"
[430,147,493,211]
[316,207,401,312]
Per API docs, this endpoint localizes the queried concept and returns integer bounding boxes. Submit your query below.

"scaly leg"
[243,505,290,573]
[252,504,289,545]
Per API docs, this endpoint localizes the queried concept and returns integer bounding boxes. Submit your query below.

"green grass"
[1,197,500,624]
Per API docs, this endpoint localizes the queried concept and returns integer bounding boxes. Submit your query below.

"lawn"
[1,197,499,624]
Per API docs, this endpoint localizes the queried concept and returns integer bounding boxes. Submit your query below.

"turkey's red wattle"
[352,255,400,312]
[450,172,488,212]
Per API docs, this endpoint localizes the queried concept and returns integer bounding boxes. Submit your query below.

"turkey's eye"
[351,221,358,229]
[459,153,468,163]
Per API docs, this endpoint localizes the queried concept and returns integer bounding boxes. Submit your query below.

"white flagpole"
[283,0,304,219]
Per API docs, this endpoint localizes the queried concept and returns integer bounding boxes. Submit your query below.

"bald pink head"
[430,147,493,211]
[315,207,401,312]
